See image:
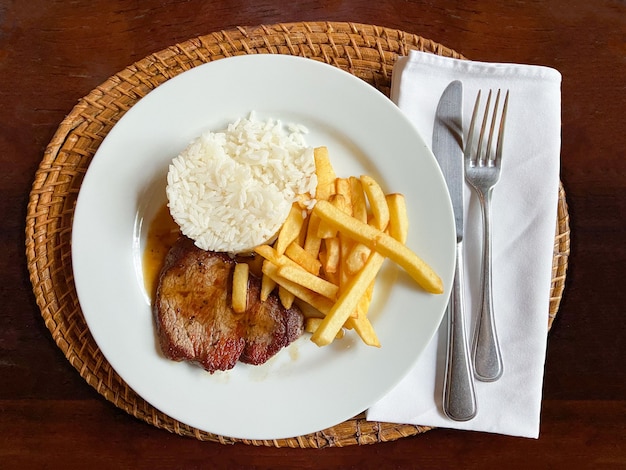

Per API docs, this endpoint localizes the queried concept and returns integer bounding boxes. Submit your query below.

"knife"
[432,80,477,421]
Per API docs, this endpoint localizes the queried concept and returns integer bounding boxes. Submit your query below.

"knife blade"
[432,80,477,422]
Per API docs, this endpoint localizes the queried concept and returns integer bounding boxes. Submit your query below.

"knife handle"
[442,241,477,422]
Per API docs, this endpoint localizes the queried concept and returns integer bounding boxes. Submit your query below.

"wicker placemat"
[25,21,570,448]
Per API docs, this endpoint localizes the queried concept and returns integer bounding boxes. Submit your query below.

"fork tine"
[494,90,510,167]
[465,90,482,165]
[485,89,502,166]
[476,90,493,167]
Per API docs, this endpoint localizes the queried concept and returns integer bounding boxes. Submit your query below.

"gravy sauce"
[142,203,180,299]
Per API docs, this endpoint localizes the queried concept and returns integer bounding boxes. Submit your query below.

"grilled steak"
[154,237,304,373]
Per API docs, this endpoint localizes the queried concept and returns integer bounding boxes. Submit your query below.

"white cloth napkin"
[366,50,562,438]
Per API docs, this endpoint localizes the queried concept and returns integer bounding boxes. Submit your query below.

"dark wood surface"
[2,1,625,468]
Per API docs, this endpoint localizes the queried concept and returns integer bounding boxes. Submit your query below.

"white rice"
[166,113,317,253]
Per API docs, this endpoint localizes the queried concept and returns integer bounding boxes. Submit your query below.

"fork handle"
[473,190,504,382]
[443,241,477,421]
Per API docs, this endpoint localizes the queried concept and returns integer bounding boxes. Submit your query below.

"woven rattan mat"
[25,21,570,448]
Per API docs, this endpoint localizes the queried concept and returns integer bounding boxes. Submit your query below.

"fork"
[464,89,510,382]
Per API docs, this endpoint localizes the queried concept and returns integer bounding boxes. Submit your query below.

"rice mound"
[166,114,317,253]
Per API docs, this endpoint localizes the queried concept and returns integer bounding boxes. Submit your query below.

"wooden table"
[2,1,624,468]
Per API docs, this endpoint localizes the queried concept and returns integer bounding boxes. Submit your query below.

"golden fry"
[355,280,375,319]
[297,213,309,246]
[360,175,390,230]
[275,203,305,255]
[345,315,380,347]
[340,177,373,275]
[349,176,368,223]
[335,178,352,211]
[338,231,354,291]
[255,244,281,263]
[304,317,322,333]
[313,200,443,294]
[285,242,322,275]
[314,146,336,201]
[243,254,264,278]
[260,274,276,301]
[231,263,249,313]
[303,212,323,257]
[305,317,345,339]
[386,193,409,244]
[322,237,341,274]
[277,264,339,299]
[261,261,334,314]
[317,194,349,239]
[256,244,319,275]
[279,286,295,309]
[255,243,283,302]
[345,243,371,275]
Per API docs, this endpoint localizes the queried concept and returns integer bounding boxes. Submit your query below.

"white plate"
[72,54,455,440]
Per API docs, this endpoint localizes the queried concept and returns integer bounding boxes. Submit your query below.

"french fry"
[322,237,341,274]
[257,244,322,275]
[336,177,356,289]
[255,244,281,264]
[386,193,409,244]
[294,298,325,319]
[260,274,276,301]
[285,242,322,275]
[256,244,312,275]
[341,176,372,274]
[317,194,348,239]
[279,286,295,309]
[304,317,322,333]
[305,317,345,340]
[257,246,298,311]
[231,263,249,313]
[297,213,309,246]
[277,264,339,299]
[345,243,371,275]
[349,176,368,223]
[349,259,375,321]
[314,146,336,201]
[355,280,375,318]
[345,315,380,347]
[258,203,306,304]
[360,175,390,230]
[275,203,305,254]
[303,212,323,257]
[310,251,386,346]
[338,231,354,291]
[261,260,334,314]
[335,178,352,210]
[312,200,443,294]
[243,253,264,278]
